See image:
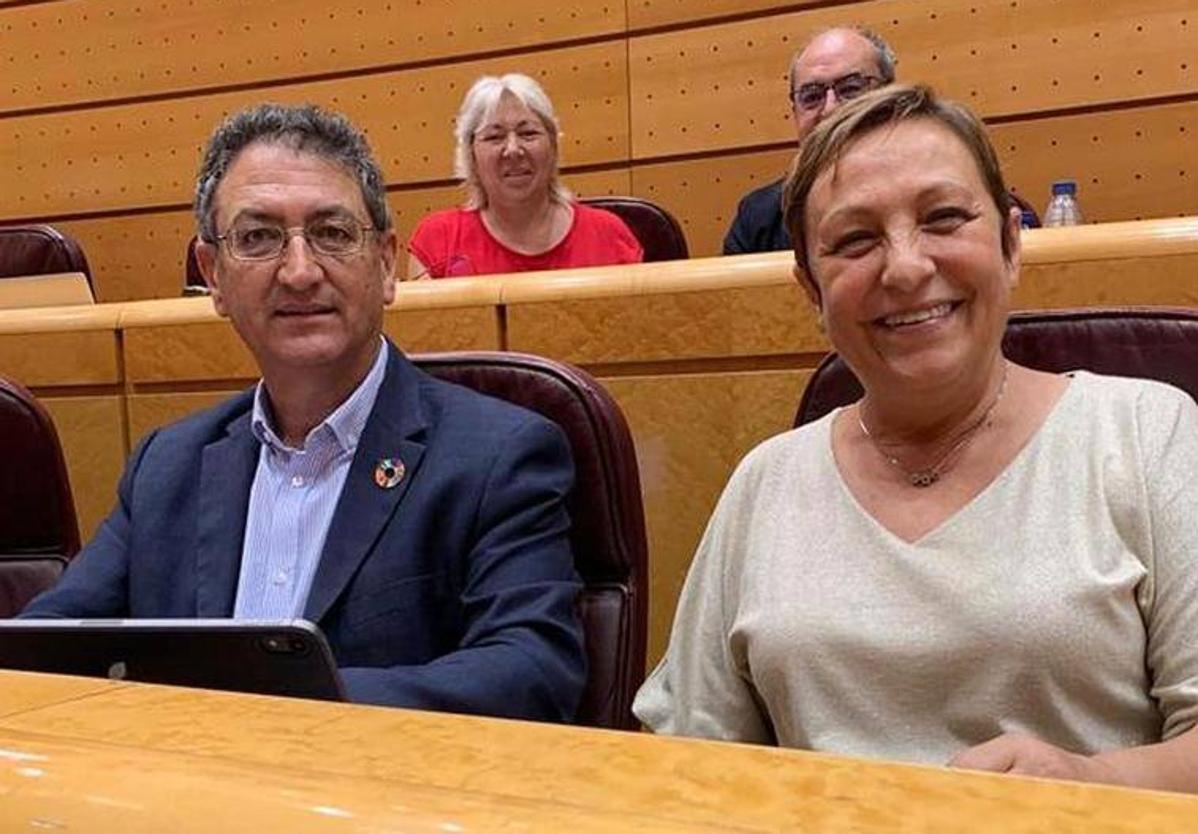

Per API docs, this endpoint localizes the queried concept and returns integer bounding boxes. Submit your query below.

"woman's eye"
[924,208,974,231]
[829,232,876,256]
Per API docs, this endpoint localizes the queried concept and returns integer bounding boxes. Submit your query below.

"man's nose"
[275,232,322,288]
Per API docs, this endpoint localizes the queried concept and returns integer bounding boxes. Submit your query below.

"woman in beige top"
[634,85,1198,792]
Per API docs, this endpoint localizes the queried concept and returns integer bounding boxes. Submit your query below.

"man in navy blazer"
[21,103,585,722]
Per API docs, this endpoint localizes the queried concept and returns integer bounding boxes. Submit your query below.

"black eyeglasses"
[215,217,378,261]
[790,72,882,111]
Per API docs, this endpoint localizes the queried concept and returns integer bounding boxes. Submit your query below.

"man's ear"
[194,239,227,316]
[376,229,398,305]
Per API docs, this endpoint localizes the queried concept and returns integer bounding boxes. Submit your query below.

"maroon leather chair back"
[0,225,94,293]
[796,307,1198,426]
[0,376,81,616]
[580,196,689,262]
[413,352,648,729]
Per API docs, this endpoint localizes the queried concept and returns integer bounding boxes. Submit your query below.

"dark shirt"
[723,178,792,255]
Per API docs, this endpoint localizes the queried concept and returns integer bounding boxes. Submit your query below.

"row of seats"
[0,197,689,304]
[5,306,1198,726]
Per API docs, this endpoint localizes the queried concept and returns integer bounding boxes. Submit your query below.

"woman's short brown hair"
[782,84,1015,287]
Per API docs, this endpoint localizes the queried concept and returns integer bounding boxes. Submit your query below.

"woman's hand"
[949,733,1123,785]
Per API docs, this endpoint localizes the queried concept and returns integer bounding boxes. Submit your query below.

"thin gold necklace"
[856,363,1009,488]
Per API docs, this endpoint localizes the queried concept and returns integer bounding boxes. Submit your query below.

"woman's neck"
[858,355,1010,451]
[481,195,570,254]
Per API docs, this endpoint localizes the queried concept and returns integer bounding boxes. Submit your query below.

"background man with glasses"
[21,103,586,723]
[722,26,897,255]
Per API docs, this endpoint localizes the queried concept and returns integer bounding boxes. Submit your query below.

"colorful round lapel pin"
[374,458,405,489]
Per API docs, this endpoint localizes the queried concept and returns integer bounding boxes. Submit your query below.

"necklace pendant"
[909,471,939,488]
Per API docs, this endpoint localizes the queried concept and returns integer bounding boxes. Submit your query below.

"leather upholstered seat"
[0,376,81,616]
[0,224,94,294]
[795,307,1198,427]
[413,351,648,730]
[580,196,689,263]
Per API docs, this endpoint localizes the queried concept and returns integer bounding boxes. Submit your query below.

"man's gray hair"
[452,73,572,209]
[789,25,898,91]
[194,103,392,242]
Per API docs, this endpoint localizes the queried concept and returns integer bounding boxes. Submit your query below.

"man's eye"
[237,227,282,247]
[309,223,356,247]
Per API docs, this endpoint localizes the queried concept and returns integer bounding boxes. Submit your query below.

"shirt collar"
[251,339,389,455]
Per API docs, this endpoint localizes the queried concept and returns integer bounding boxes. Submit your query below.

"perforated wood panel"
[53,212,197,302]
[633,148,792,257]
[628,0,811,30]
[0,0,626,112]
[992,100,1198,223]
[629,0,1198,158]
[1,40,629,219]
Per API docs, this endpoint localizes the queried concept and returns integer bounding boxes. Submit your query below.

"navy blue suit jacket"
[22,344,586,722]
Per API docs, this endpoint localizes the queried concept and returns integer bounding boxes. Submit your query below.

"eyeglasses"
[215,218,378,261]
[790,72,882,111]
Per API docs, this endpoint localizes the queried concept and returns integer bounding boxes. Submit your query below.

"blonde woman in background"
[407,73,642,278]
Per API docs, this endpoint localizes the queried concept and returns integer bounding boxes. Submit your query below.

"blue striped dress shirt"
[233,341,388,619]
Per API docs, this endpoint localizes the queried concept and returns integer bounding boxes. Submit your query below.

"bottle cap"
[1051,179,1078,196]
[1019,208,1039,229]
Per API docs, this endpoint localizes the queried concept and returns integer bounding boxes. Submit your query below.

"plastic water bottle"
[1043,180,1083,227]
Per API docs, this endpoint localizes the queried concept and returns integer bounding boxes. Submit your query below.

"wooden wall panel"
[38,395,126,542]
[0,0,626,112]
[628,0,816,30]
[992,101,1198,223]
[507,284,814,365]
[633,148,793,257]
[0,331,119,387]
[127,390,240,451]
[629,0,1198,158]
[602,368,810,665]
[1,40,629,219]
[53,211,198,303]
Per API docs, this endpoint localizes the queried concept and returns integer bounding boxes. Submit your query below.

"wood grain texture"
[2,672,1197,832]
[628,0,1198,158]
[0,331,119,387]
[0,1,626,112]
[38,395,126,542]
[1,40,629,219]
[601,368,811,665]
[127,390,244,450]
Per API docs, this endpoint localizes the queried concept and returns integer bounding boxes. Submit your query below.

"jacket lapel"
[303,346,429,624]
[194,408,259,616]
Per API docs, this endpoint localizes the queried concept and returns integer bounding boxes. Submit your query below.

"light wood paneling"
[629,0,813,30]
[54,211,198,303]
[39,395,126,541]
[633,147,793,257]
[603,368,811,665]
[0,1,626,113]
[128,390,242,450]
[629,0,1198,158]
[993,100,1198,224]
[124,321,255,385]
[507,283,814,364]
[0,330,119,387]
[383,306,501,352]
[1,40,629,218]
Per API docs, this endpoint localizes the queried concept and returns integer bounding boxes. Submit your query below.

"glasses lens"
[307,220,364,256]
[231,225,285,259]
[833,74,873,101]
[795,83,827,110]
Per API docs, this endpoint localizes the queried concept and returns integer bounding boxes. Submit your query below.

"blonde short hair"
[453,73,573,209]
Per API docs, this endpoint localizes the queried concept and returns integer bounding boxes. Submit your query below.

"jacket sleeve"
[338,418,586,722]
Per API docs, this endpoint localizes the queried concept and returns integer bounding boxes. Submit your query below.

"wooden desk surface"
[0,671,1194,832]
